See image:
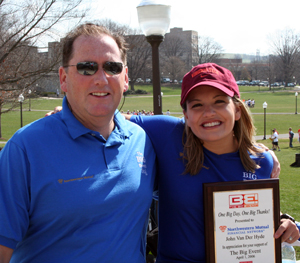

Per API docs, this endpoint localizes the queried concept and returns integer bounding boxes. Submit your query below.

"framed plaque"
[203,179,281,263]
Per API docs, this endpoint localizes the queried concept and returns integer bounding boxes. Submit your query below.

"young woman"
[128,63,300,262]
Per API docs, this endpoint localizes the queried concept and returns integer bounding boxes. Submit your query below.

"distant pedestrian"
[271,128,281,151]
[298,127,300,143]
[247,99,251,107]
[166,109,170,116]
[289,127,294,148]
[56,89,60,97]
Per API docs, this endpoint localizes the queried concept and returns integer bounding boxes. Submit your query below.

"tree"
[160,35,186,59]
[163,56,187,83]
[240,67,251,81]
[125,32,152,91]
[269,28,300,87]
[96,18,131,36]
[96,19,152,91]
[197,36,223,64]
[225,55,243,80]
[160,35,189,80]
[0,0,87,138]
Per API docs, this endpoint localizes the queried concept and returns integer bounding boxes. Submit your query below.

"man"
[0,23,156,262]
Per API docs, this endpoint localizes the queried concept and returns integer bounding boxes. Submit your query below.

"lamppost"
[295,92,298,114]
[28,89,32,111]
[18,94,24,127]
[137,0,171,115]
[263,102,267,140]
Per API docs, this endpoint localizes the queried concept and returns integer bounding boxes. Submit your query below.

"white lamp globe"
[18,94,24,103]
[137,0,171,36]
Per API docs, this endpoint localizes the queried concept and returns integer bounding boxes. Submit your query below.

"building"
[165,27,199,70]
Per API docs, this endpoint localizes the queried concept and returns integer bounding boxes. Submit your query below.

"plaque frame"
[203,178,281,263]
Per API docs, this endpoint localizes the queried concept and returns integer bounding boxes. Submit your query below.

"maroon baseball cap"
[180,63,240,106]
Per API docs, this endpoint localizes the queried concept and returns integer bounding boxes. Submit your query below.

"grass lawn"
[1,87,300,258]
[0,98,64,141]
[2,86,300,138]
[257,138,300,259]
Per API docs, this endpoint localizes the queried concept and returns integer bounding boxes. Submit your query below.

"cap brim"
[181,81,235,105]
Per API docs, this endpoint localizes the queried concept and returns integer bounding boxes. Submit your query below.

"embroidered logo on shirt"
[243,172,257,180]
[136,151,148,175]
[58,175,94,184]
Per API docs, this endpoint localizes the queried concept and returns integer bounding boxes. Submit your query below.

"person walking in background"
[0,23,156,263]
[271,128,281,151]
[289,127,294,148]
[298,126,300,143]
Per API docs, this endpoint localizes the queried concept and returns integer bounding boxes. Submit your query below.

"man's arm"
[0,244,13,263]
[257,143,280,178]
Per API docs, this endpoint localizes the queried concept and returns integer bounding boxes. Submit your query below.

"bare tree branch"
[198,36,223,64]
[0,0,88,138]
[268,28,300,86]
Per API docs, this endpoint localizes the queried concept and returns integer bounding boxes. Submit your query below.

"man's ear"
[123,66,129,93]
[59,66,68,92]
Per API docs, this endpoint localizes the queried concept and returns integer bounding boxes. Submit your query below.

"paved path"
[254,133,290,140]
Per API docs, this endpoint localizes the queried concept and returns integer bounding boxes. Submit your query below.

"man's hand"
[122,114,131,121]
[45,106,62,117]
[257,143,280,178]
[0,244,13,263]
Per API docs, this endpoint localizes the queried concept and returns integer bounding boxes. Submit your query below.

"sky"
[83,0,300,56]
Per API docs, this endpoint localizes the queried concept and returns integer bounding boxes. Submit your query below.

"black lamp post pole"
[20,102,23,127]
[146,35,164,115]
[295,95,298,114]
[263,108,266,140]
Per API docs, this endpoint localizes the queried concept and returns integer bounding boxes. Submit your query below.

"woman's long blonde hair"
[182,96,264,175]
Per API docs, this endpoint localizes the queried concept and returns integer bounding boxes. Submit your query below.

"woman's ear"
[183,108,188,121]
[235,104,242,121]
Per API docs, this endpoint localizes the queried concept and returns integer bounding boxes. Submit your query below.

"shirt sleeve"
[130,115,183,149]
[0,140,30,249]
[296,221,300,241]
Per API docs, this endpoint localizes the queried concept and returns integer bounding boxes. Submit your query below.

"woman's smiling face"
[183,85,241,151]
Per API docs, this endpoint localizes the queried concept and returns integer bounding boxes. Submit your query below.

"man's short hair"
[62,23,128,66]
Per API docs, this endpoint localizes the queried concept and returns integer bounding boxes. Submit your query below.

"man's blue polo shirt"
[0,97,156,263]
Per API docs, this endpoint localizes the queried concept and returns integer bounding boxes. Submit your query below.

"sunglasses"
[64,61,124,76]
